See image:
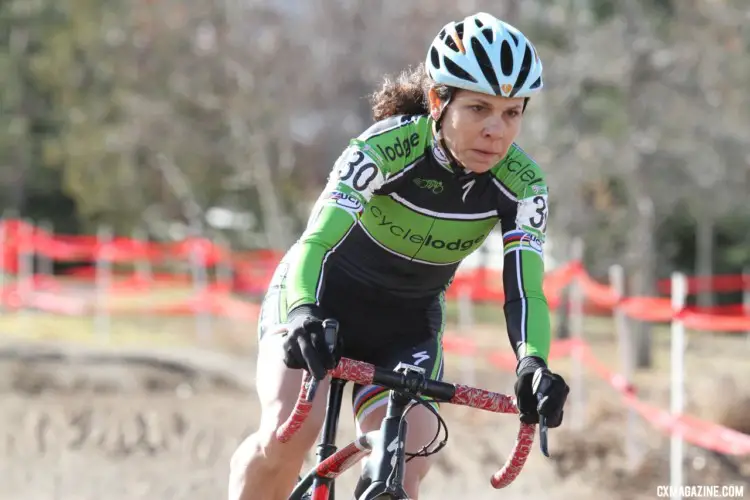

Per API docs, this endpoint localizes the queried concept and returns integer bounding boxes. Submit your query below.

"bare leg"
[228,334,330,500]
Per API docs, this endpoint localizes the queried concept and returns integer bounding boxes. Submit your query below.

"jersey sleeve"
[285,115,432,313]
[500,181,551,364]
[284,144,387,312]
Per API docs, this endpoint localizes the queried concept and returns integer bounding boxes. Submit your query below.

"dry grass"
[2,288,749,500]
[0,312,255,354]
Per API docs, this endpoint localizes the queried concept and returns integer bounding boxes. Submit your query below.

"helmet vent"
[443,56,478,83]
[481,27,494,44]
[500,40,514,77]
[430,47,441,69]
[471,37,499,91]
[445,35,459,52]
[455,22,465,41]
[510,46,533,97]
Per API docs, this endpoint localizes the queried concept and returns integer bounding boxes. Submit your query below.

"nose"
[481,117,505,140]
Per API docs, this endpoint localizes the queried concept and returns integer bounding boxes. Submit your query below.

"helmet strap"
[431,119,470,175]
[429,89,453,131]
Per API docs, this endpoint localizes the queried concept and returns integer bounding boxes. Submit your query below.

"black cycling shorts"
[258,262,446,423]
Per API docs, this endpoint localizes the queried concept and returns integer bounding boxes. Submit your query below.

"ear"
[428,88,442,121]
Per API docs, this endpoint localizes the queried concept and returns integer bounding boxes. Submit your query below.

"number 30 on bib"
[516,194,548,240]
[333,147,385,199]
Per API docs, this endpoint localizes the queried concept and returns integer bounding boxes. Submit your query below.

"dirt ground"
[1,310,749,500]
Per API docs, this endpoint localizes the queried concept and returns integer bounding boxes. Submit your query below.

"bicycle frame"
[289,365,421,500]
[289,377,348,500]
[281,320,542,500]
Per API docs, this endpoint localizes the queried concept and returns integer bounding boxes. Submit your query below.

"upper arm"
[513,183,549,246]
[283,126,396,310]
[314,114,430,220]
[322,144,389,216]
[285,116,430,310]
[501,182,549,301]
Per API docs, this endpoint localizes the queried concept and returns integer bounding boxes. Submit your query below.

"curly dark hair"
[368,63,453,121]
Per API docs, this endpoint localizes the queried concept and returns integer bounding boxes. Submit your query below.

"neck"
[431,120,465,173]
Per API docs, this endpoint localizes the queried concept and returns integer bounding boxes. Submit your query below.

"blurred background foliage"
[2,0,749,284]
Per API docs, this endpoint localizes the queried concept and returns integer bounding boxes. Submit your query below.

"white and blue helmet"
[425,12,543,98]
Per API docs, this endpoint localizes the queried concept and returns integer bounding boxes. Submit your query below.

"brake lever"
[305,382,319,402]
[538,413,549,457]
[535,374,551,458]
[304,319,340,403]
[323,318,339,352]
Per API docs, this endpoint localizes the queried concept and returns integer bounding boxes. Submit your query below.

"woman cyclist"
[229,12,570,500]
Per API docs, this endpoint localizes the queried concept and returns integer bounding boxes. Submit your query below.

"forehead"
[454,89,524,108]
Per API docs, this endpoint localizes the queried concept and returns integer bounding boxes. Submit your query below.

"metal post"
[214,232,233,290]
[570,237,585,430]
[95,225,113,340]
[610,264,637,470]
[39,220,54,277]
[132,227,152,285]
[670,272,687,500]
[18,219,33,323]
[190,239,211,342]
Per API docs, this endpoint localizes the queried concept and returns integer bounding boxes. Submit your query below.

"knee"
[230,412,323,476]
[228,428,297,500]
[229,426,292,475]
[229,430,266,480]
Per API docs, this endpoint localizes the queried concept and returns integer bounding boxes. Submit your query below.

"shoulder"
[327,115,433,198]
[349,115,433,173]
[491,144,549,241]
[357,114,432,142]
[489,143,548,200]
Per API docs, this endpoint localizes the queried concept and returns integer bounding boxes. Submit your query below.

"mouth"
[470,149,500,161]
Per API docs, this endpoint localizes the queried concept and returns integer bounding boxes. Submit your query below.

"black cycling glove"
[282,305,341,380]
[514,356,569,428]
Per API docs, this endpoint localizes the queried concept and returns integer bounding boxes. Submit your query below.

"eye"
[469,104,486,113]
[506,109,521,118]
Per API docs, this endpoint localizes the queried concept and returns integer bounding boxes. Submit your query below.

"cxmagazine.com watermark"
[656,485,745,498]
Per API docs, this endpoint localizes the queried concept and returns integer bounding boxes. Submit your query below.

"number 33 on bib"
[516,185,548,241]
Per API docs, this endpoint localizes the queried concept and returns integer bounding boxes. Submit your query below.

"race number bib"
[331,147,385,201]
[516,194,548,241]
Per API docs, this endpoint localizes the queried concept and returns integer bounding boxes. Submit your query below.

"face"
[429,88,525,173]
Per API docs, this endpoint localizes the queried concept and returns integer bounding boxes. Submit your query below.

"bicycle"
[277,319,550,500]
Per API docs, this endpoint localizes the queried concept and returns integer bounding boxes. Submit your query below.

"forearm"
[503,295,551,363]
[501,227,551,365]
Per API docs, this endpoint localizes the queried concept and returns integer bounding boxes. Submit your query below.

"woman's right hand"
[278,308,340,380]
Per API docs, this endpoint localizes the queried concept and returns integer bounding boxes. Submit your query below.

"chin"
[461,161,496,173]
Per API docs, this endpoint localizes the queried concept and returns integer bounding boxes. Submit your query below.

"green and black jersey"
[282,114,551,362]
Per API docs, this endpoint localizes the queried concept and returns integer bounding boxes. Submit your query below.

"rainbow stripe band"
[503,230,543,257]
